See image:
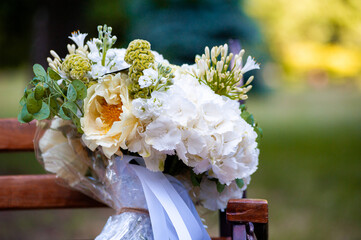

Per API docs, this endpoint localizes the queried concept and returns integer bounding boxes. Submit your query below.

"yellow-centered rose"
[81,73,140,158]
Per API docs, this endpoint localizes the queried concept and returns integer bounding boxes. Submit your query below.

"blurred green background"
[0,0,360,239]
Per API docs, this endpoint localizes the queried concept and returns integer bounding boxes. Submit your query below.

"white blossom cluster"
[129,65,259,209]
[54,31,260,211]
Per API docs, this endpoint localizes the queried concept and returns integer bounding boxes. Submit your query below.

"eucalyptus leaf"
[67,84,77,101]
[48,68,61,80]
[33,64,47,78]
[71,80,87,100]
[62,101,78,116]
[34,84,45,100]
[33,102,50,120]
[26,92,42,114]
[49,97,58,110]
[18,104,34,123]
[19,95,26,106]
[71,114,83,133]
[235,178,244,189]
[59,107,71,120]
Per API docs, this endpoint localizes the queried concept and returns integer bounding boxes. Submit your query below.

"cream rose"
[81,73,141,158]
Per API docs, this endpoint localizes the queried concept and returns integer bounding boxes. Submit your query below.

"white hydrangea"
[152,50,169,65]
[135,67,259,185]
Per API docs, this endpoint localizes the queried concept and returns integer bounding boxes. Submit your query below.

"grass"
[0,68,360,239]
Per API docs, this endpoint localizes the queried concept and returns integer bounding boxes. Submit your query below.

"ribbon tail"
[130,164,210,240]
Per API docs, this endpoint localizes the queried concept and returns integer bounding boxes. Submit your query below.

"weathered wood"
[0,174,105,209]
[0,119,36,151]
[226,199,268,223]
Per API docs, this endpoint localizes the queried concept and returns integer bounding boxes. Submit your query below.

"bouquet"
[18,25,262,240]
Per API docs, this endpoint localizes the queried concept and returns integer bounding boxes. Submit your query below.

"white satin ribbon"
[121,156,210,240]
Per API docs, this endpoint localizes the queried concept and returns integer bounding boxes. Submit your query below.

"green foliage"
[216,181,226,193]
[240,103,262,143]
[26,92,42,114]
[235,178,244,189]
[33,64,47,79]
[32,102,50,120]
[48,68,61,80]
[18,64,87,133]
[67,84,77,101]
[190,171,203,187]
[71,80,87,100]
[18,104,33,123]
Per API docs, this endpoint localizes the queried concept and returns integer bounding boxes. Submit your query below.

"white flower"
[208,120,259,185]
[138,68,158,88]
[144,116,181,152]
[39,118,88,186]
[86,41,130,78]
[69,31,88,48]
[240,56,260,74]
[152,50,169,65]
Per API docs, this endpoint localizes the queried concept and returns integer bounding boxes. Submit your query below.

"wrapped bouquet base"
[36,119,210,240]
[22,25,262,239]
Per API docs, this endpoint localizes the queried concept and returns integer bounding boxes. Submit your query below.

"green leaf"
[246,114,255,126]
[255,126,263,143]
[49,97,58,110]
[26,92,42,114]
[235,178,244,189]
[19,95,27,106]
[33,102,50,120]
[62,101,78,116]
[71,115,83,133]
[67,84,77,101]
[190,172,202,187]
[241,110,250,120]
[33,64,47,78]
[48,68,61,80]
[239,104,246,111]
[32,76,45,83]
[24,88,32,97]
[216,181,226,193]
[34,84,45,100]
[18,104,34,123]
[59,107,71,120]
[71,80,87,100]
[241,110,255,126]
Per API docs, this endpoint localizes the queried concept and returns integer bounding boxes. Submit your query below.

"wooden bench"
[0,118,268,239]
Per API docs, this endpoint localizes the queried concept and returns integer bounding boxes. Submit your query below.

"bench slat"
[226,199,268,223]
[0,119,36,151]
[0,174,268,224]
[0,174,105,209]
